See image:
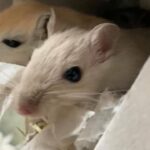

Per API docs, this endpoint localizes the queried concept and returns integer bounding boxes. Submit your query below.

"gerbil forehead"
[34,32,87,63]
[25,36,85,82]
[0,9,41,39]
[0,21,33,42]
[0,31,27,43]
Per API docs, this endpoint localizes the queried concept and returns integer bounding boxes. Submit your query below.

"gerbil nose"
[16,91,43,115]
[18,104,34,115]
[18,100,38,116]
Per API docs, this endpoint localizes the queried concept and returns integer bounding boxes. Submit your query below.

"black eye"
[63,66,82,83]
[2,39,22,48]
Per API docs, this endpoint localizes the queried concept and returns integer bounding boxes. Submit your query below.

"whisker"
[44,89,127,97]
[44,89,126,106]
[44,90,94,96]
[57,94,99,103]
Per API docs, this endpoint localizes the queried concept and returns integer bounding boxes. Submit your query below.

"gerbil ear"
[33,8,56,40]
[12,0,36,6]
[47,8,56,37]
[89,23,120,63]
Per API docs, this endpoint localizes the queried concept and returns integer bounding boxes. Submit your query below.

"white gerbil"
[8,21,150,149]
[11,21,150,119]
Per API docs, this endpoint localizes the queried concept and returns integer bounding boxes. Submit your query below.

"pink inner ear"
[91,31,112,63]
[99,33,112,53]
[90,23,119,63]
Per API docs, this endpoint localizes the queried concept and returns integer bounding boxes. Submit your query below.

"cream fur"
[10,23,150,149]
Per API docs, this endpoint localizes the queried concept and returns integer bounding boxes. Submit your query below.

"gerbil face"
[12,23,119,118]
[0,1,51,65]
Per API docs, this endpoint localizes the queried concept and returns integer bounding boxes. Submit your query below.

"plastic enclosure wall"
[95,57,150,150]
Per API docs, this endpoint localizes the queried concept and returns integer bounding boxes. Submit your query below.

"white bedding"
[0,63,25,146]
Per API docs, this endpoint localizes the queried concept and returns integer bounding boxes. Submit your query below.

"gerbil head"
[12,22,120,119]
[0,2,55,65]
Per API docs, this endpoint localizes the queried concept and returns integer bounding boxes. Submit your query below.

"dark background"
[0,0,150,28]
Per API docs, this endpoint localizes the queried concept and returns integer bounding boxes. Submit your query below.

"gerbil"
[11,21,150,120]
[0,0,105,65]
[1,0,149,66]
